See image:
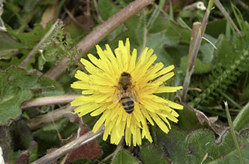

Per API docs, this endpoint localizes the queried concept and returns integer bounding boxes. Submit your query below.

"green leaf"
[156,128,188,164]
[140,144,169,164]
[156,127,249,163]
[165,21,191,44]
[98,0,119,20]
[146,32,174,66]
[206,20,227,38]
[148,14,168,33]
[213,35,237,67]
[0,31,26,59]
[187,130,249,164]
[0,57,22,69]
[233,103,249,131]
[36,76,64,97]
[177,107,201,131]
[0,67,38,125]
[7,24,51,47]
[180,56,213,74]
[111,147,139,164]
[32,118,69,154]
[0,87,30,125]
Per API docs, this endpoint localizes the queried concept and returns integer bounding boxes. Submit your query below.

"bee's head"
[121,72,131,77]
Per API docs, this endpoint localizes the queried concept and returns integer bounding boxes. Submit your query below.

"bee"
[117,72,136,114]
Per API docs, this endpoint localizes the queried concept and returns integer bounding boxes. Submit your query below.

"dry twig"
[31,125,105,164]
[44,0,155,80]
[21,95,79,109]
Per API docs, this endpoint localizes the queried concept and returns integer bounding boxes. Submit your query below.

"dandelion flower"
[71,38,183,146]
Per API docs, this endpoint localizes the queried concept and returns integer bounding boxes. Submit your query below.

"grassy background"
[0,0,249,163]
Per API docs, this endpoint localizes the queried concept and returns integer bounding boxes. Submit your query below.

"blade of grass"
[215,0,242,36]
[233,102,249,131]
[224,101,244,164]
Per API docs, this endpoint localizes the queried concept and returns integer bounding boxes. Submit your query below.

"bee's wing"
[129,88,138,103]
[113,86,123,103]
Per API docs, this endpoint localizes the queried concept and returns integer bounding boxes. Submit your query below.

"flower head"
[71,38,183,146]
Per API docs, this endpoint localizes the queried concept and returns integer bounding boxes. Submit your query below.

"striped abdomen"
[120,96,134,113]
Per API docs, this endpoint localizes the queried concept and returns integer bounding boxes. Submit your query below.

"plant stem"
[19,20,62,68]
[181,0,215,101]
[27,105,77,130]
[21,95,79,109]
[224,102,244,164]
[215,0,242,36]
[44,0,155,80]
[181,22,202,101]
[31,125,105,164]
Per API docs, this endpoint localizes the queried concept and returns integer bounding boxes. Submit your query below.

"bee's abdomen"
[120,96,134,113]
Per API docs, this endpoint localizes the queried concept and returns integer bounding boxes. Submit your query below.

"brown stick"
[21,95,79,109]
[181,1,213,101]
[44,0,155,80]
[181,22,202,101]
[31,125,105,164]
[27,106,77,130]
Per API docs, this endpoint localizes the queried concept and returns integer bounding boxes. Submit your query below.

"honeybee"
[117,72,136,114]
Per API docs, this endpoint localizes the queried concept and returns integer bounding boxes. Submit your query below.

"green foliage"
[190,35,249,108]
[36,76,64,97]
[153,127,249,164]
[38,22,77,70]
[1,0,249,163]
[140,144,169,164]
[111,147,139,164]
[180,56,213,74]
[0,67,38,125]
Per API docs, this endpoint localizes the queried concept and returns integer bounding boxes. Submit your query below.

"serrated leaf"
[111,147,139,164]
[140,144,169,164]
[156,128,249,164]
[187,130,249,164]
[156,128,188,164]
[7,24,51,47]
[0,68,38,125]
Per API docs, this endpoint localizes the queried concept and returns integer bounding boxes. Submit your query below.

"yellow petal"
[90,106,106,116]
[150,112,169,134]
[80,58,98,74]
[141,107,154,125]
[157,65,175,76]
[128,49,137,72]
[156,86,183,93]
[92,110,109,132]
